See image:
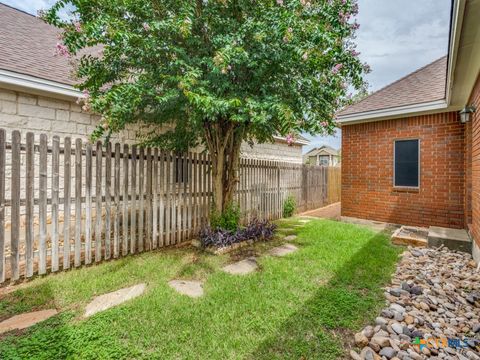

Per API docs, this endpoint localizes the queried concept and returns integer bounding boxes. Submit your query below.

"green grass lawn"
[0,218,401,359]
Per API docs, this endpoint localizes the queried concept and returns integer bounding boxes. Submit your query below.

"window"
[394,139,419,187]
[319,155,329,166]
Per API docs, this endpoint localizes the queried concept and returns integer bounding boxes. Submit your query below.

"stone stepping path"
[278,228,296,232]
[0,309,58,334]
[84,283,146,317]
[284,235,297,241]
[269,244,298,257]
[168,280,204,298]
[222,257,258,275]
[298,219,311,224]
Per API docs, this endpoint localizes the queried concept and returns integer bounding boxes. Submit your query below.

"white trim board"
[337,100,450,125]
[0,69,81,99]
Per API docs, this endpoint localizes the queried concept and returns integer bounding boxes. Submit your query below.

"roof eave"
[273,135,310,146]
[336,99,451,125]
[0,69,81,100]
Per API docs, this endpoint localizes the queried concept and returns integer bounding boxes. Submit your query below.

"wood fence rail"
[0,129,340,283]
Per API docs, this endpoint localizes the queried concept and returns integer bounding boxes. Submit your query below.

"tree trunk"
[203,120,243,215]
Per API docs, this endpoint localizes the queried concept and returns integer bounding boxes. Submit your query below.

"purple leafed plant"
[199,219,277,249]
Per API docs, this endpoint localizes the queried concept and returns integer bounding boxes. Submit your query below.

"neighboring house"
[337,0,480,258]
[303,145,340,166]
[0,3,308,163]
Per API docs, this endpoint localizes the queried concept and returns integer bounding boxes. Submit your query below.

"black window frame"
[393,139,420,188]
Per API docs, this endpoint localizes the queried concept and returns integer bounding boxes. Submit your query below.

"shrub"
[210,203,241,232]
[283,195,296,218]
[199,219,277,249]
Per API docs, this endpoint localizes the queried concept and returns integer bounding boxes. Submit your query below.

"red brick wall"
[342,112,465,228]
[468,74,480,245]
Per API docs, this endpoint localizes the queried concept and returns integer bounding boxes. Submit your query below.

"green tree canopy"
[44,0,367,212]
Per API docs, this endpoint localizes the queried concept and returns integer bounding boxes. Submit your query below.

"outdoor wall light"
[459,106,476,123]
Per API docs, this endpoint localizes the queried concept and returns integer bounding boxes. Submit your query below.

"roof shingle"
[338,56,447,117]
[0,3,75,85]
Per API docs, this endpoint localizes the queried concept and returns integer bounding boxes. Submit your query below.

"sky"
[3,0,452,153]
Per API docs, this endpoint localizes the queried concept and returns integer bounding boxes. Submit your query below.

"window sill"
[392,186,420,193]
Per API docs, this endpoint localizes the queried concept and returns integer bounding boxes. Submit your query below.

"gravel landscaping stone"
[350,246,480,359]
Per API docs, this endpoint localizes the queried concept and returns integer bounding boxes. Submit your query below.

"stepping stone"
[222,258,258,275]
[0,309,58,334]
[298,219,311,223]
[168,280,204,298]
[269,244,298,257]
[284,235,297,241]
[84,283,146,317]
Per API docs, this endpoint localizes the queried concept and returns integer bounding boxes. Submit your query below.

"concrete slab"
[0,309,58,334]
[341,216,400,235]
[84,283,146,317]
[391,226,428,247]
[269,244,298,257]
[222,258,258,275]
[428,226,471,253]
[168,280,204,298]
[284,235,297,241]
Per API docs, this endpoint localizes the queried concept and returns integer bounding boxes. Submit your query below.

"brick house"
[0,3,308,163]
[337,0,480,259]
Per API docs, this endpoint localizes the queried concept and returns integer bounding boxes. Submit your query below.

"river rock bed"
[351,246,480,360]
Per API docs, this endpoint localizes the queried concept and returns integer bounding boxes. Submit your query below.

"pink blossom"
[338,11,351,23]
[349,49,360,56]
[287,27,293,33]
[73,21,82,32]
[55,42,70,57]
[286,134,294,145]
[321,121,329,127]
[351,3,359,15]
[302,52,308,60]
[331,63,343,74]
[142,22,150,31]
[82,89,90,99]
[300,0,311,7]
[276,0,284,5]
[351,21,360,30]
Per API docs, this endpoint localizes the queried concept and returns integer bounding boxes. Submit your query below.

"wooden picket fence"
[0,129,340,283]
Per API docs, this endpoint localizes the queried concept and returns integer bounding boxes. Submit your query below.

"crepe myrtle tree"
[43,0,368,214]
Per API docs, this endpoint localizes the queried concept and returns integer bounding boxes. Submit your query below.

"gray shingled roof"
[0,3,75,85]
[338,56,447,117]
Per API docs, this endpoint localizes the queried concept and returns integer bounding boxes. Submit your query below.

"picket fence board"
[0,128,340,283]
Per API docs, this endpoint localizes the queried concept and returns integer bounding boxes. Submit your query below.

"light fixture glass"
[459,106,476,123]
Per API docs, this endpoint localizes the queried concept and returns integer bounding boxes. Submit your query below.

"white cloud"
[2,0,55,15]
